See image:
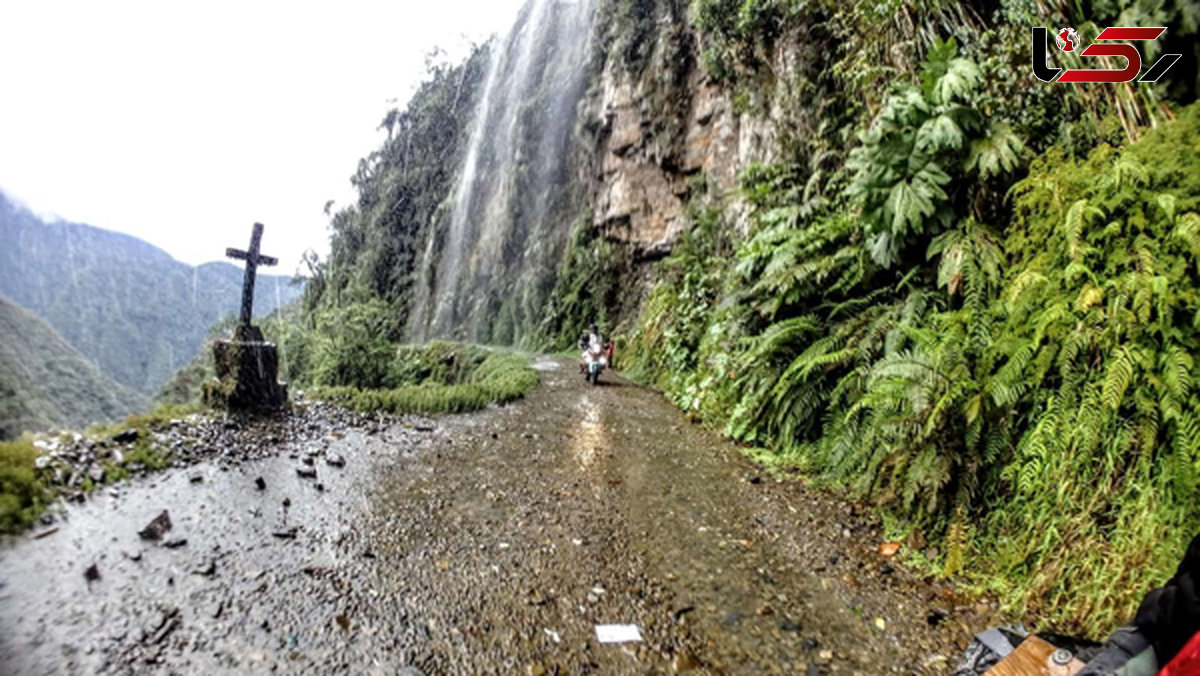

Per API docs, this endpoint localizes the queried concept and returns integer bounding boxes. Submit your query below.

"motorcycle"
[584,344,607,386]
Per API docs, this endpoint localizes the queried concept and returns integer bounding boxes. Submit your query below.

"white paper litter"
[595,624,643,643]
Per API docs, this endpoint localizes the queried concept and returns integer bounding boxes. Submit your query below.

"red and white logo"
[1055,27,1080,51]
[1032,26,1181,84]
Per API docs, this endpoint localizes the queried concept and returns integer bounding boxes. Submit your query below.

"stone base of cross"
[201,223,288,412]
[202,335,289,411]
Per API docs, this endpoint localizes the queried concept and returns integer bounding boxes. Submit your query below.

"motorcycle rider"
[579,323,603,374]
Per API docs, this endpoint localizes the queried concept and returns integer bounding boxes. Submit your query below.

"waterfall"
[409,0,597,344]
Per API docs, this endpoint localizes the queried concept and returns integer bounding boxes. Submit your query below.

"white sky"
[0,0,524,274]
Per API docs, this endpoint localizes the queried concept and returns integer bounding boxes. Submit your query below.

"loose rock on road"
[0,357,990,674]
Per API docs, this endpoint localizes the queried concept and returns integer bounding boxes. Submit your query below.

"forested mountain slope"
[290,0,1199,635]
[0,294,145,439]
[0,192,303,395]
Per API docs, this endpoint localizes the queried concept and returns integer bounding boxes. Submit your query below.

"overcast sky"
[0,0,524,273]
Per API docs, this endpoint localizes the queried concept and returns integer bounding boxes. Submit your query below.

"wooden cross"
[225,222,278,327]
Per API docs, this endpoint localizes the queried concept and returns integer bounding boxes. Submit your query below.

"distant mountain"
[0,192,304,395]
[0,294,146,439]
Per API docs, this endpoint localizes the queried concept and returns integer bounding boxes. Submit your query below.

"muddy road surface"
[0,358,989,675]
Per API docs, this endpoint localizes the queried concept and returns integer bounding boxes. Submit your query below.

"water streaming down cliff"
[409,0,598,344]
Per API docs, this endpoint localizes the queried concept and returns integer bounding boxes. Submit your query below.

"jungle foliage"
[308,343,539,415]
[617,0,1200,635]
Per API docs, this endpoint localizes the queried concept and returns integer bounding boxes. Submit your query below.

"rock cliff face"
[576,0,803,256]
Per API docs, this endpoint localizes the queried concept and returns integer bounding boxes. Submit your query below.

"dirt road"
[0,358,987,675]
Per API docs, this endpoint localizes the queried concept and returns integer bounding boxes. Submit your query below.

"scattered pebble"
[138,510,172,541]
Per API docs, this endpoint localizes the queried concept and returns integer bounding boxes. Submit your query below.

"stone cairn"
[202,223,288,411]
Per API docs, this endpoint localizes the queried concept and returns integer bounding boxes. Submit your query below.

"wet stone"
[672,652,701,673]
[325,453,346,468]
[113,429,139,444]
[297,467,317,480]
[138,510,172,541]
[255,476,267,490]
[84,563,100,582]
[163,537,188,549]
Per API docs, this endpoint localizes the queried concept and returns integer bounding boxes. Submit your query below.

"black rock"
[779,617,802,632]
[926,610,947,627]
[296,467,317,480]
[255,476,267,490]
[193,560,216,577]
[302,456,314,466]
[803,638,820,650]
[282,497,291,508]
[84,563,100,582]
[880,564,895,575]
[163,537,188,549]
[139,510,172,540]
[189,474,203,484]
[113,429,139,444]
[748,476,763,485]
[315,483,326,492]
[273,528,298,539]
[325,454,345,468]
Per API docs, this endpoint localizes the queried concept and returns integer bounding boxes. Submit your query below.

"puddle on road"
[569,394,604,470]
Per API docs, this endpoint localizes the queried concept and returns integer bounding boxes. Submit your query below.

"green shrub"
[387,341,489,388]
[309,347,538,415]
[0,437,50,533]
[311,300,396,388]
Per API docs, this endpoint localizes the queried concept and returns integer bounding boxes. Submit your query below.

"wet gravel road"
[0,358,990,675]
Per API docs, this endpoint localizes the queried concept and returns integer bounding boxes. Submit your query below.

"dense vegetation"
[612,0,1200,634]
[0,294,146,440]
[0,192,302,397]
[309,343,539,415]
